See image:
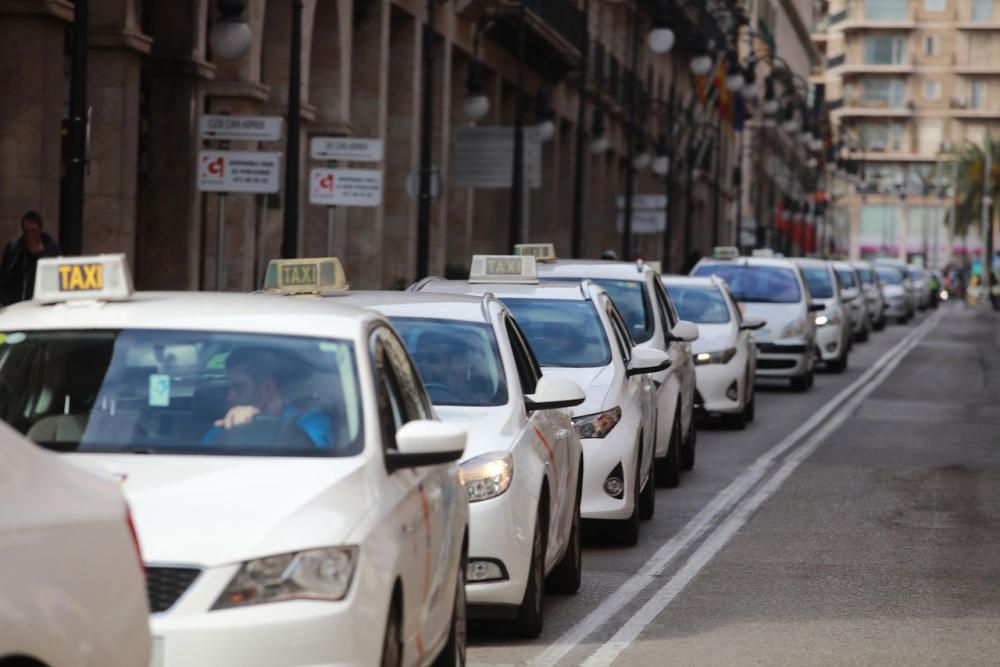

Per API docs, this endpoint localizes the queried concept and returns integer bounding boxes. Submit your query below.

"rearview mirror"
[740,315,766,331]
[387,420,466,471]
[525,376,586,411]
[627,348,672,376]
[669,320,699,342]
[807,303,825,313]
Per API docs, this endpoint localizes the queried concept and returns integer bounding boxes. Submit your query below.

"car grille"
[757,358,798,370]
[147,566,202,613]
[756,343,808,355]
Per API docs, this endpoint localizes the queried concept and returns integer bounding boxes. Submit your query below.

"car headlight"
[459,452,513,502]
[780,318,807,338]
[213,547,358,610]
[572,406,622,439]
[815,312,840,327]
[694,347,737,365]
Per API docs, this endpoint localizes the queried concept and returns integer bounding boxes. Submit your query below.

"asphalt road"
[469,301,1000,666]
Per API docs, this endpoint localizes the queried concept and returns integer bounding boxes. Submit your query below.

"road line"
[578,312,941,666]
[527,313,941,667]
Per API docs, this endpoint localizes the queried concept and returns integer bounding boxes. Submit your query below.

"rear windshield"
[502,298,612,367]
[856,267,874,285]
[801,267,835,299]
[390,317,508,407]
[542,278,653,343]
[665,285,731,324]
[876,268,903,285]
[0,330,363,457]
[835,269,858,289]
[692,265,802,304]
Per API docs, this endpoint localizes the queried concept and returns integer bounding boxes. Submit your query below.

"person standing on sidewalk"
[0,211,62,305]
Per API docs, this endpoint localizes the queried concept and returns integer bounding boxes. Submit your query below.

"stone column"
[0,3,71,238]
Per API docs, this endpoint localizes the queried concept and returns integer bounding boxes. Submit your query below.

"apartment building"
[817,0,1000,265]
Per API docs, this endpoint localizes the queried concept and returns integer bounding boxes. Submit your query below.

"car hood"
[738,302,803,342]
[691,323,735,354]
[539,365,615,417]
[434,405,515,459]
[882,284,905,298]
[66,454,372,567]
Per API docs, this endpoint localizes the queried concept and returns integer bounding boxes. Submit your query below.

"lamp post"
[571,0,591,258]
[417,0,436,278]
[282,0,304,259]
[61,0,89,256]
[509,1,527,249]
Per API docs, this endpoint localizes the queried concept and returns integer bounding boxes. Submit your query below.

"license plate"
[149,637,164,667]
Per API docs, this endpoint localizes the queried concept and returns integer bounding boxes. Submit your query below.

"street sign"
[616,210,667,235]
[309,168,383,207]
[197,151,281,193]
[199,115,283,142]
[405,165,443,202]
[739,230,758,246]
[310,137,384,162]
[616,194,668,210]
[453,127,542,189]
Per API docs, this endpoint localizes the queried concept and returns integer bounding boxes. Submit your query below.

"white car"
[875,263,915,323]
[794,258,851,373]
[692,254,820,391]
[534,259,699,486]
[416,259,668,546]
[0,420,150,667]
[0,255,469,667]
[852,261,887,331]
[832,261,871,342]
[663,275,763,429]
[328,289,585,638]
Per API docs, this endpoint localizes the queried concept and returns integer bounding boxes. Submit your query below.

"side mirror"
[807,303,825,313]
[627,347,672,376]
[740,315,767,331]
[525,376,586,412]
[669,320,699,342]
[386,420,466,471]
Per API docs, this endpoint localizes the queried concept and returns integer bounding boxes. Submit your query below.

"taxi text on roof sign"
[262,257,349,294]
[712,246,740,260]
[514,243,557,262]
[34,254,134,303]
[469,255,538,284]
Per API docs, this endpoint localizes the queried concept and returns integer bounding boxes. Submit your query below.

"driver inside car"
[203,347,334,448]
[414,330,492,404]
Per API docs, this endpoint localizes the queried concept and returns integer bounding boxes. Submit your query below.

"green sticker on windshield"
[149,373,171,407]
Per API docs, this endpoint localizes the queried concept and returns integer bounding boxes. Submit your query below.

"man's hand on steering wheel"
[215,405,261,430]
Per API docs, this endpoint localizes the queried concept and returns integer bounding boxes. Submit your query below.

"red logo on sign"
[319,173,335,192]
[203,155,225,178]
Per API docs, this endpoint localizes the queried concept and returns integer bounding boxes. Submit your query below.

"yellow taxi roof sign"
[751,248,776,258]
[514,243,557,262]
[263,257,349,294]
[34,254,134,303]
[712,246,740,260]
[469,255,538,284]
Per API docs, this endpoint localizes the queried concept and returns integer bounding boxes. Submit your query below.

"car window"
[692,265,802,303]
[835,268,858,289]
[876,268,903,285]
[605,301,633,364]
[504,316,541,396]
[0,329,364,457]
[390,317,508,407]
[372,337,406,451]
[801,267,836,299]
[543,278,654,343]
[855,267,874,285]
[665,285,731,324]
[376,326,433,420]
[651,278,679,328]
[502,298,612,368]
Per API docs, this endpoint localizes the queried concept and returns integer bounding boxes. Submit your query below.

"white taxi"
[662,275,763,429]
[415,256,669,546]
[794,258,851,373]
[523,246,698,488]
[0,255,469,667]
[0,420,150,667]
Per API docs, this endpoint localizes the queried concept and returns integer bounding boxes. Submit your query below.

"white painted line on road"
[529,313,942,667]
[578,312,942,667]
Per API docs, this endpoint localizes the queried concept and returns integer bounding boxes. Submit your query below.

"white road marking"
[528,312,942,667]
[579,312,941,666]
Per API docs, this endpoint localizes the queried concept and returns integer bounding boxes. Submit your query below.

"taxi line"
[576,310,943,666]
[526,310,943,667]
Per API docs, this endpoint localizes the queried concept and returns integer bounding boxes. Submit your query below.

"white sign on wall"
[197,151,282,193]
[310,137,384,162]
[453,127,542,189]
[309,168,383,207]
[199,115,283,142]
[616,210,667,235]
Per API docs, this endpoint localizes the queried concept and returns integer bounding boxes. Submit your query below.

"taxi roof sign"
[711,246,740,260]
[514,243,557,262]
[263,257,349,294]
[469,255,538,284]
[751,248,776,258]
[34,254,134,303]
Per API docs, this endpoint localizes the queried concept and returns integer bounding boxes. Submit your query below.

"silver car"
[874,258,917,321]
[795,259,851,373]
[833,261,871,343]
[875,264,914,323]
[851,261,887,331]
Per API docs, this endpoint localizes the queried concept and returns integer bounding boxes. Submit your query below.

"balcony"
[835,61,916,75]
[838,1,916,30]
[833,102,913,119]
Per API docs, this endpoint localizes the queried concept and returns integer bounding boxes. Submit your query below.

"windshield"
[835,269,857,289]
[502,298,612,367]
[665,285,731,324]
[801,267,835,299]
[390,317,508,407]
[0,330,363,457]
[856,267,874,285]
[542,278,653,343]
[876,268,903,285]
[693,265,802,304]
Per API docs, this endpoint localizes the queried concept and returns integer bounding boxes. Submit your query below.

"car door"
[371,327,454,663]
[651,276,695,436]
[724,284,756,383]
[503,313,574,571]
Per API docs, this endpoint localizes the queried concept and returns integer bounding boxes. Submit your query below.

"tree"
[950,137,1000,287]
